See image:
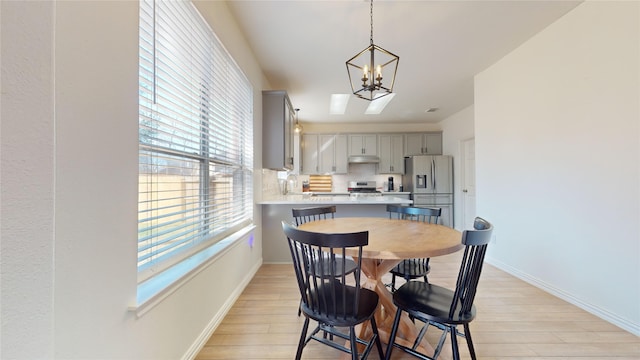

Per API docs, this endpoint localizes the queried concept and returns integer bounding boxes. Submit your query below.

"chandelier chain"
[369,0,374,45]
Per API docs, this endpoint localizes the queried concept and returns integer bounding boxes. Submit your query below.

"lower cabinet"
[412,195,453,228]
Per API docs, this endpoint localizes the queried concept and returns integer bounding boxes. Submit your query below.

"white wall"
[1,1,266,358]
[1,2,56,358]
[475,1,639,334]
[440,105,475,230]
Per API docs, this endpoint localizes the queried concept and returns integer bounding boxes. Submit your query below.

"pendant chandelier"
[346,0,399,101]
[293,108,303,133]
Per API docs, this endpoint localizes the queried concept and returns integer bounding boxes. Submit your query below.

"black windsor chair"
[282,221,385,360]
[384,217,494,360]
[292,206,358,316]
[386,205,442,291]
[292,206,358,278]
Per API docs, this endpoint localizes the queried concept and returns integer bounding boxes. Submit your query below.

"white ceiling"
[226,0,581,124]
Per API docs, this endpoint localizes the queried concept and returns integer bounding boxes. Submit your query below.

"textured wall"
[1,1,56,358]
[1,1,266,358]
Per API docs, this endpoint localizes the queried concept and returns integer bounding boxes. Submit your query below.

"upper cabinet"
[301,134,319,174]
[349,134,378,156]
[301,131,443,174]
[301,134,348,174]
[404,132,443,156]
[378,134,405,174]
[319,134,348,174]
[262,90,295,170]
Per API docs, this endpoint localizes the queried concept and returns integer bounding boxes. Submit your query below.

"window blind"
[138,0,253,281]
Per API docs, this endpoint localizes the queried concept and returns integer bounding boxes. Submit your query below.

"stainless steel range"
[347,181,382,197]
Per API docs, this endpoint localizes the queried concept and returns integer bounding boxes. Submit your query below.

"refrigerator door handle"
[431,159,436,189]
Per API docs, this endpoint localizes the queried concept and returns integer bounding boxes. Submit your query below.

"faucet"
[286,173,298,194]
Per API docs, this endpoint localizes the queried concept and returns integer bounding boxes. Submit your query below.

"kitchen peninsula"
[259,193,412,263]
[260,193,412,205]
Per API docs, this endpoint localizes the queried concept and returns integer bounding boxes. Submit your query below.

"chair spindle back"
[282,221,367,323]
[449,217,493,318]
[292,206,336,226]
[386,204,441,224]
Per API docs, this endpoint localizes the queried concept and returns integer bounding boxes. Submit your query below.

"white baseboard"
[181,259,263,360]
[485,256,640,336]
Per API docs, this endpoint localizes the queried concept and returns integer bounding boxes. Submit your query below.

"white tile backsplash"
[262,169,280,197]
[332,163,402,192]
[262,164,403,194]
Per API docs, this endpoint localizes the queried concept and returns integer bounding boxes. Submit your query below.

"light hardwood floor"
[196,252,639,359]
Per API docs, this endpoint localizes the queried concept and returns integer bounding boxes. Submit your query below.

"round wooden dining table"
[298,217,463,358]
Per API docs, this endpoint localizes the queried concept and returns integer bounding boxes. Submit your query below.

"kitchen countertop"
[268,191,411,196]
[258,194,413,205]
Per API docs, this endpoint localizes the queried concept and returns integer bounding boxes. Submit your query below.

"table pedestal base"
[338,258,437,360]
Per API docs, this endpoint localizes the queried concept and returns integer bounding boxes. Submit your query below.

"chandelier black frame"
[346,0,399,101]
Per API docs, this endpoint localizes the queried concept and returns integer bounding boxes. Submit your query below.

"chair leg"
[384,308,403,360]
[391,273,397,291]
[295,317,310,360]
[370,316,385,359]
[349,326,358,360]
[463,323,477,360]
[449,325,460,360]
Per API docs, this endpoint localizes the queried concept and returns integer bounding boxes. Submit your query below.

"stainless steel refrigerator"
[404,155,454,227]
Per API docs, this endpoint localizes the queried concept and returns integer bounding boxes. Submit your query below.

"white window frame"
[136,0,253,305]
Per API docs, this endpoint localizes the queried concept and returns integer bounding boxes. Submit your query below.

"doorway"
[461,138,476,229]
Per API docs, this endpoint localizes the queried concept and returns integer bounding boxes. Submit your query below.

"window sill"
[130,224,256,317]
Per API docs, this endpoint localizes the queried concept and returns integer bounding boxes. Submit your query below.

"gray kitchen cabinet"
[301,134,319,174]
[348,134,378,156]
[301,134,347,174]
[404,132,443,156]
[319,134,348,174]
[378,134,405,174]
[262,90,295,170]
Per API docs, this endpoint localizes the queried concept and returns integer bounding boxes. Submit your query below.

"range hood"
[348,155,380,164]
